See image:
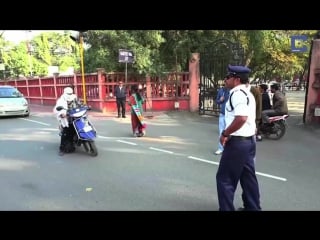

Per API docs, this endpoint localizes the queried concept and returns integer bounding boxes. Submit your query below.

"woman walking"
[128,85,146,137]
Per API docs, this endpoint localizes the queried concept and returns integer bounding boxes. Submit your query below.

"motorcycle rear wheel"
[264,121,286,140]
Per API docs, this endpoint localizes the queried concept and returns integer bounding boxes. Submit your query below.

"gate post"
[189,53,200,112]
[97,68,106,112]
[145,75,152,111]
[305,39,320,124]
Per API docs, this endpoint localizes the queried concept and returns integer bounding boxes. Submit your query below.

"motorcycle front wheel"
[83,141,98,157]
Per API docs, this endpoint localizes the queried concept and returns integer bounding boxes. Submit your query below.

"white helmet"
[62,87,75,102]
[63,87,73,95]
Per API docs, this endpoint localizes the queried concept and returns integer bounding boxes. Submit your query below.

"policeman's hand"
[220,96,224,102]
[60,113,66,118]
[220,135,228,147]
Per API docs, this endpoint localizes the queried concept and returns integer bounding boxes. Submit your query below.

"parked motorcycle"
[56,105,98,156]
[259,114,289,140]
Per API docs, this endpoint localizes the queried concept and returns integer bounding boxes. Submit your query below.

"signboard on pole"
[290,35,308,53]
[118,49,134,63]
[0,64,4,71]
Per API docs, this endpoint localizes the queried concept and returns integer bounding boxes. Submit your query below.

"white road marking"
[98,135,138,140]
[116,140,137,145]
[19,118,51,126]
[188,156,219,165]
[149,147,173,154]
[18,118,288,182]
[255,171,287,181]
[188,156,287,181]
[98,135,113,139]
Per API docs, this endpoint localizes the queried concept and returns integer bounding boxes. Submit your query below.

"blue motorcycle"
[56,105,98,157]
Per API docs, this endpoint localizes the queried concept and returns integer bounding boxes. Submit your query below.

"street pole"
[79,32,87,104]
[125,62,127,83]
[26,31,33,77]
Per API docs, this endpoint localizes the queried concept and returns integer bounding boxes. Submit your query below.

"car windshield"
[0,88,23,98]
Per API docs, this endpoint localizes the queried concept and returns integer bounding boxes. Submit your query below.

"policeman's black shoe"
[122,115,126,118]
[237,207,247,211]
[237,207,261,211]
[117,116,121,118]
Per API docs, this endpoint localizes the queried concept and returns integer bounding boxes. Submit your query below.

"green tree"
[1,30,317,84]
[84,30,165,75]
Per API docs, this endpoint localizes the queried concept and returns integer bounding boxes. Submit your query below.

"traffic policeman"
[216,65,261,211]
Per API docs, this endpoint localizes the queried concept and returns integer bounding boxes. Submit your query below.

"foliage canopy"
[0,30,316,82]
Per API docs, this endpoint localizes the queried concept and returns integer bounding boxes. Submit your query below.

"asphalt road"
[0,90,319,210]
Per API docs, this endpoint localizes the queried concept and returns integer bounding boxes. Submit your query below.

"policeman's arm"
[219,116,247,146]
[223,116,247,136]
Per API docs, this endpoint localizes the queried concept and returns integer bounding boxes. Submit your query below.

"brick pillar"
[306,40,320,124]
[53,74,58,99]
[189,53,200,112]
[97,68,106,112]
[38,77,43,105]
[146,75,152,111]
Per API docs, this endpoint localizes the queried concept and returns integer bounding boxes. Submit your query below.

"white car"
[0,85,30,117]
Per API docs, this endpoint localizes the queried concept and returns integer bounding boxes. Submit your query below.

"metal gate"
[199,39,244,115]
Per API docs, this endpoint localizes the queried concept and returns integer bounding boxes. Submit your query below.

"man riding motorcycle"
[54,86,79,156]
[261,83,288,124]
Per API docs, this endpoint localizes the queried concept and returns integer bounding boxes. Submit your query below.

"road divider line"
[149,147,173,154]
[117,140,137,145]
[188,156,287,182]
[50,128,289,182]
[188,156,219,165]
[255,171,287,181]
[98,135,113,139]
[19,118,51,126]
[98,136,141,140]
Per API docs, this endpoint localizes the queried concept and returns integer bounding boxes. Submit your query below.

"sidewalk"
[29,103,218,127]
[30,94,312,130]
[29,104,166,119]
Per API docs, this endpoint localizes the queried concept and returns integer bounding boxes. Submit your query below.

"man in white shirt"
[54,86,78,156]
[216,65,261,211]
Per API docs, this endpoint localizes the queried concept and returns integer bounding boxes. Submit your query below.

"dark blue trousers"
[216,136,261,211]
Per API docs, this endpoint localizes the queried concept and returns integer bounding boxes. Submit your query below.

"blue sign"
[291,35,308,53]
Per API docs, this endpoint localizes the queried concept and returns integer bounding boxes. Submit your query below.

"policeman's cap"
[227,65,251,77]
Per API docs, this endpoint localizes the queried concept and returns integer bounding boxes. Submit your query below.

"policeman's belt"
[229,136,253,140]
